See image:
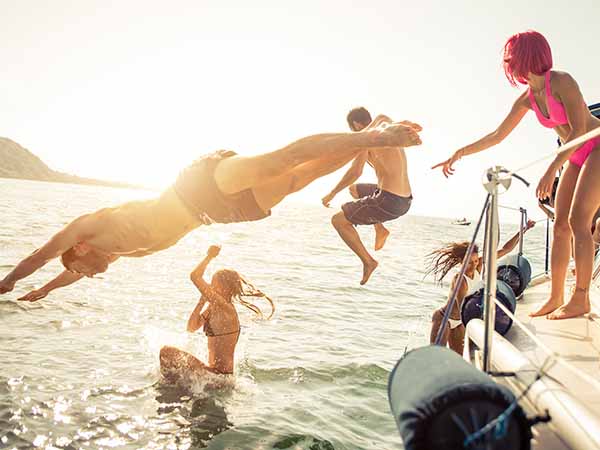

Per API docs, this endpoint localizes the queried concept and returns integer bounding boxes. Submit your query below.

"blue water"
[0,178,550,449]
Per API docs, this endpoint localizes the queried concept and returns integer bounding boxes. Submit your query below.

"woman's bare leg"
[159,346,210,383]
[448,325,465,355]
[215,125,421,195]
[529,163,580,317]
[593,218,600,253]
[430,309,449,345]
[549,148,600,319]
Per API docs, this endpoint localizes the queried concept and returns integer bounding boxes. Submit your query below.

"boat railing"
[436,125,600,375]
[424,122,600,449]
[482,164,600,385]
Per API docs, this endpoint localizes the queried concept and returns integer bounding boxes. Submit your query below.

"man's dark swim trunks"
[173,150,271,224]
[342,183,411,226]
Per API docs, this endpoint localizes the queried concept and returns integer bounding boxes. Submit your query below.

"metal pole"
[545,217,551,275]
[518,207,526,256]
[481,208,489,280]
[482,169,500,373]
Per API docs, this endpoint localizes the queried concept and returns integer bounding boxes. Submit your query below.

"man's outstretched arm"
[321,151,369,207]
[17,253,119,302]
[0,217,91,294]
[17,270,85,302]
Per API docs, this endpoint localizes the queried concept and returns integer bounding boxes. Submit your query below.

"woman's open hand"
[432,151,462,178]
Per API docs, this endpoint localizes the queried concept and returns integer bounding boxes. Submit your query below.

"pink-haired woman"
[433,30,600,320]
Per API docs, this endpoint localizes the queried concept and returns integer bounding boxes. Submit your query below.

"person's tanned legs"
[252,151,355,212]
[214,125,421,196]
[349,184,390,251]
[331,211,378,285]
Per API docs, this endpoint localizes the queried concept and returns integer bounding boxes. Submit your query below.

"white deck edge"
[466,318,600,450]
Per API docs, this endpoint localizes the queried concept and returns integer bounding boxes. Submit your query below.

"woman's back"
[205,301,240,374]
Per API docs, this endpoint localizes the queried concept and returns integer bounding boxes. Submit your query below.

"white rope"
[498,204,522,212]
[509,126,600,175]
[493,295,600,393]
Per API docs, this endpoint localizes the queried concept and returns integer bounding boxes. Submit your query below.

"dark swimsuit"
[173,150,271,224]
[203,321,241,340]
[342,183,412,226]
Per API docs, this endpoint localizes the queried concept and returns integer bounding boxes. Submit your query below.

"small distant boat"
[452,217,471,226]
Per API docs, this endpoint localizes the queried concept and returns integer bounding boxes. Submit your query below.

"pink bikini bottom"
[569,136,600,167]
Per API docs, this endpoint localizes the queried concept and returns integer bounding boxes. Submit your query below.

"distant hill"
[0,137,142,189]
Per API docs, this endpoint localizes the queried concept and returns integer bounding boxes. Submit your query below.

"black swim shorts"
[342,183,412,226]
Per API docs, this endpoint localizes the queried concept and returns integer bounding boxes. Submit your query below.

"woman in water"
[428,220,535,354]
[160,245,274,382]
[433,30,600,320]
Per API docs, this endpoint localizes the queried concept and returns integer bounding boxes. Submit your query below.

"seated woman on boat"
[427,220,535,354]
[160,245,274,383]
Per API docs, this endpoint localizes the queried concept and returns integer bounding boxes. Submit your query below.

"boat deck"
[507,274,600,414]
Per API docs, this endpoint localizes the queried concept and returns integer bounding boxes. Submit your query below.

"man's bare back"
[81,188,198,256]
[366,146,411,198]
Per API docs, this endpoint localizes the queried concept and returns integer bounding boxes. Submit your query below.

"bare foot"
[398,120,423,132]
[529,297,563,317]
[547,288,590,320]
[361,259,379,285]
[374,228,390,251]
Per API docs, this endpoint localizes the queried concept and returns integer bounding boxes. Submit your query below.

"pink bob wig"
[503,30,553,86]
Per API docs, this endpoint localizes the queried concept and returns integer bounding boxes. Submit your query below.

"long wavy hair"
[212,269,275,319]
[425,242,479,284]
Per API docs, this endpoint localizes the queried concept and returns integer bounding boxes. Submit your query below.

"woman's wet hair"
[425,242,479,284]
[211,269,275,319]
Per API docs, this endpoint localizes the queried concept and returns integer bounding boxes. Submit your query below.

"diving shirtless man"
[1,123,422,301]
[322,107,420,285]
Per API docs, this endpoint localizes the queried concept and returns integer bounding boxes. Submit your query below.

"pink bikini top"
[528,71,569,128]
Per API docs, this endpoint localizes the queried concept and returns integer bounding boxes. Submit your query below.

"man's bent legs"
[252,152,354,212]
[374,223,390,251]
[215,133,374,195]
[349,184,390,251]
[214,124,421,195]
[331,211,378,285]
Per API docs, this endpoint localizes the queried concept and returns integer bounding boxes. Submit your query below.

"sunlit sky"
[2,0,599,219]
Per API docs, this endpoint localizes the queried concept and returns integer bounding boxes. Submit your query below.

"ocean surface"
[0,178,551,450]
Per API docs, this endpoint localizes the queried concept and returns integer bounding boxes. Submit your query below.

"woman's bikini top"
[202,311,240,339]
[528,71,569,129]
[204,321,240,338]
